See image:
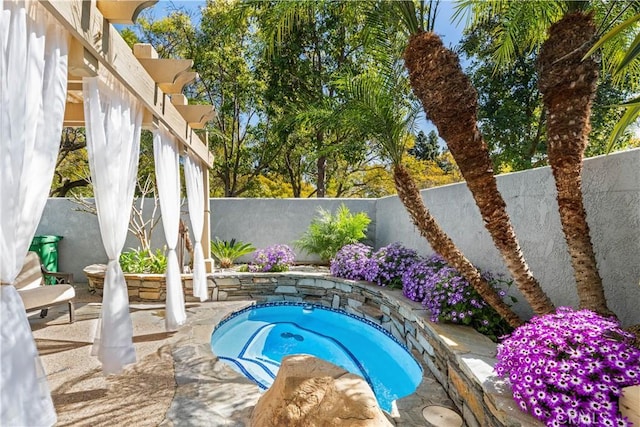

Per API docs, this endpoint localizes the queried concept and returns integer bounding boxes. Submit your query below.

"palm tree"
[458,1,638,315]
[338,67,523,328]
[394,1,555,315]
[537,9,611,315]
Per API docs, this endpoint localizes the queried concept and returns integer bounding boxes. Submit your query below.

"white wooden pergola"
[1,2,216,425]
[44,0,215,269]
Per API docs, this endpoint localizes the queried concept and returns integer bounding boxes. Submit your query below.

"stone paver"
[29,284,460,426]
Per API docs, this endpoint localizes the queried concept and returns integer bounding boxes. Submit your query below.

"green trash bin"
[29,235,63,284]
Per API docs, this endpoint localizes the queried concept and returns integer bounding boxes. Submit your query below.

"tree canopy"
[51,0,637,198]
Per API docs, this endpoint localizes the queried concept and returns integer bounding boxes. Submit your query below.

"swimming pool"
[210,301,423,412]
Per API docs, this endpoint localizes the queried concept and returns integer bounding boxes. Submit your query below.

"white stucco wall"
[376,149,640,327]
[35,149,640,326]
[35,198,377,283]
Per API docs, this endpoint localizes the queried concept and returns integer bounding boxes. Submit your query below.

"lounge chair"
[13,251,75,323]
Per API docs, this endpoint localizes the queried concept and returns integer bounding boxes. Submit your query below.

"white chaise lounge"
[13,251,75,323]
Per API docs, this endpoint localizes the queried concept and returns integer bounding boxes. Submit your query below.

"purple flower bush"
[363,242,419,288]
[402,255,513,341]
[248,244,295,272]
[495,307,640,427]
[330,243,373,280]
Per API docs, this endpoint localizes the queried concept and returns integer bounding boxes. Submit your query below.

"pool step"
[219,356,278,390]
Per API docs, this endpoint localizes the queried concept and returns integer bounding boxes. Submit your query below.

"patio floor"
[28,284,460,426]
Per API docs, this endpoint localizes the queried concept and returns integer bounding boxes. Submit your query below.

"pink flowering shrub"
[495,307,640,427]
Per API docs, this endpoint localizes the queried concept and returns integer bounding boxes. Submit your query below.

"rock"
[250,355,393,427]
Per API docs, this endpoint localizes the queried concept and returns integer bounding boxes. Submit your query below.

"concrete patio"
[29,284,459,427]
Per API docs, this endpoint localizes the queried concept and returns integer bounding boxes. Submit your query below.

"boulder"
[250,354,393,427]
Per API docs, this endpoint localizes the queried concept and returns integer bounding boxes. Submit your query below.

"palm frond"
[460,0,564,69]
[394,1,421,34]
[210,238,256,267]
[255,1,317,57]
[616,29,640,73]
[606,101,640,153]
[335,68,418,165]
[585,12,640,61]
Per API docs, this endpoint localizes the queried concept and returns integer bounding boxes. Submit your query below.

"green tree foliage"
[294,204,371,262]
[251,0,374,197]
[119,27,140,48]
[198,3,284,197]
[408,130,439,162]
[135,5,280,197]
[120,248,167,274]
[460,18,633,172]
[86,1,471,201]
[51,128,91,197]
[457,1,640,163]
[587,11,640,151]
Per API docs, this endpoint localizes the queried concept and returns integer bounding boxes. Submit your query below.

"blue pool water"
[210,302,423,411]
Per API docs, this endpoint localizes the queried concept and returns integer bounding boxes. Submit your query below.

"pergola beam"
[41,0,213,168]
[64,102,156,128]
[96,0,158,25]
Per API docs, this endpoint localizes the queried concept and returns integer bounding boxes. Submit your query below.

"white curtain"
[153,126,186,330]
[0,1,68,425]
[84,74,142,374]
[184,153,208,301]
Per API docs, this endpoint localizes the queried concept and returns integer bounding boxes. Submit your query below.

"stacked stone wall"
[211,272,543,427]
[77,269,637,425]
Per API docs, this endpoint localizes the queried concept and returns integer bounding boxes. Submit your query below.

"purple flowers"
[402,255,513,340]
[329,242,640,425]
[248,244,295,272]
[363,243,419,288]
[330,243,373,280]
[495,307,640,426]
[330,243,513,340]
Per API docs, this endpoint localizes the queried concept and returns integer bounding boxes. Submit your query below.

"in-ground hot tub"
[210,301,423,412]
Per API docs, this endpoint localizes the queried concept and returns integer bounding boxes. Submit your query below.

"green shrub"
[210,238,256,268]
[295,204,371,262]
[120,248,167,274]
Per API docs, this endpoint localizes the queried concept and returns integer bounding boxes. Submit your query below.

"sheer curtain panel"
[0,1,68,425]
[154,127,186,330]
[184,153,208,301]
[83,74,142,374]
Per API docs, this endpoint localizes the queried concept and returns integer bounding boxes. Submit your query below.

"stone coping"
[84,267,537,425]
[208,271,543,427]
[81,268,635,426]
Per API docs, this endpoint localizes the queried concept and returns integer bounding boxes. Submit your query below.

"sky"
[148,0,466,45]
[142,0,468,140]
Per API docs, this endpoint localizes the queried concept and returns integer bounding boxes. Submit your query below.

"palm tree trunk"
[403,31,555,315]
[537,12,612,316]
[393,164,522,328]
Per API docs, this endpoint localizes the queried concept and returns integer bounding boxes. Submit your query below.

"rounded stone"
[422,405,463,427]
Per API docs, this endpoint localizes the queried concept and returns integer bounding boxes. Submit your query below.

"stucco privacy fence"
[38,148,640,327]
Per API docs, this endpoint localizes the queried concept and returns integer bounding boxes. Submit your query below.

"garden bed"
[82,264,216,301]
